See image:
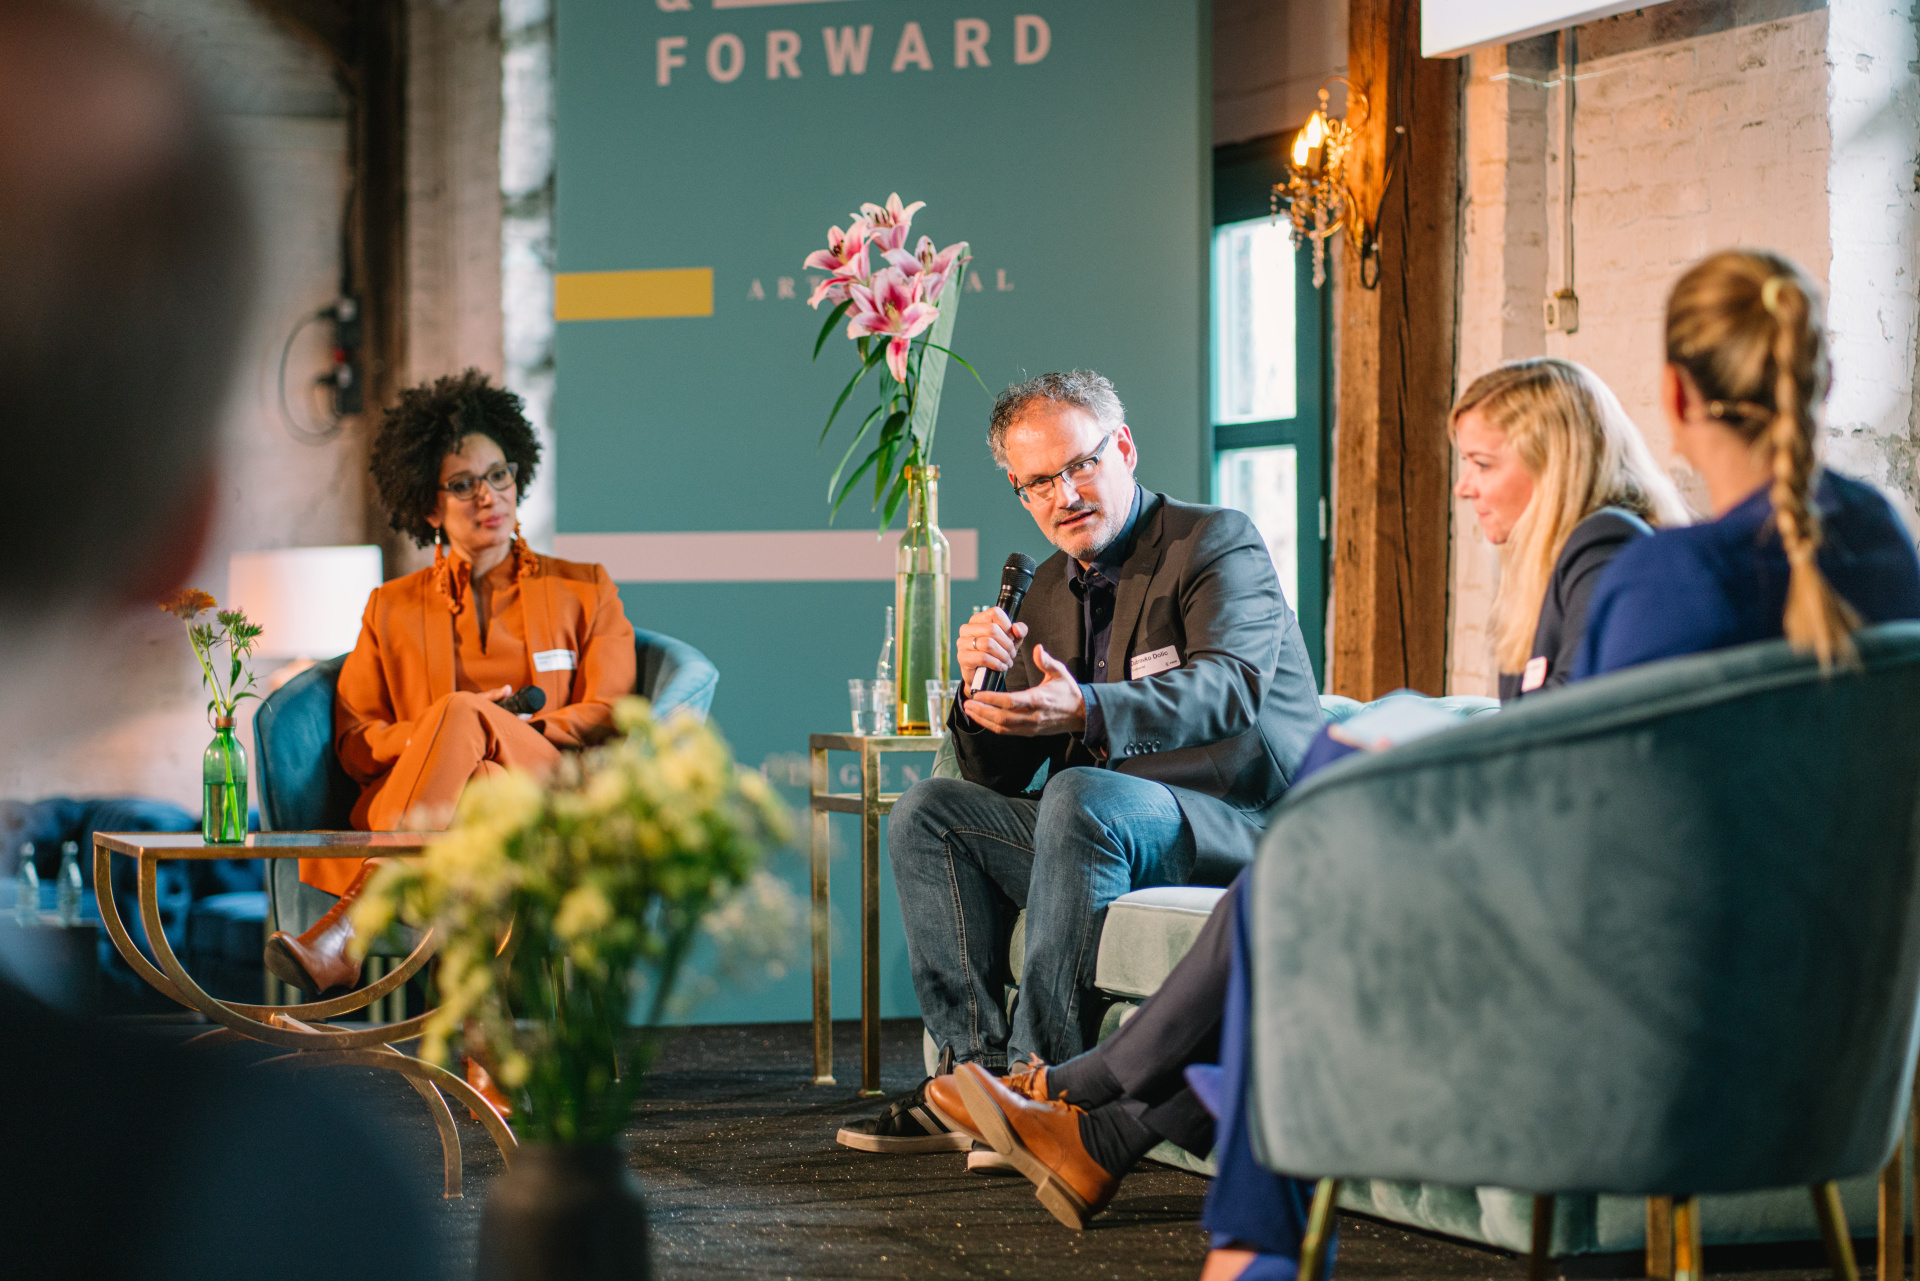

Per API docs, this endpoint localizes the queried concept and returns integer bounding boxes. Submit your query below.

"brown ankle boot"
[467,1056,514,1122]
[263,858,388,994]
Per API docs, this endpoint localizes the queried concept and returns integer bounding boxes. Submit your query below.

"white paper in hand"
[1324,695,1470,753]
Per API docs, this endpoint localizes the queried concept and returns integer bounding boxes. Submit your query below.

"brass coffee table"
[92,829,516,1196]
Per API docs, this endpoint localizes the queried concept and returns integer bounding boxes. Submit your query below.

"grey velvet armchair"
[1247,623,1920,1281]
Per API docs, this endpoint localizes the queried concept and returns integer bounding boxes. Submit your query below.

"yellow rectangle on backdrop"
[555,268,713,321]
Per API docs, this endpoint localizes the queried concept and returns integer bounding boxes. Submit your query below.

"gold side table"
[808,733,940,1097]
[93,830,516,1198]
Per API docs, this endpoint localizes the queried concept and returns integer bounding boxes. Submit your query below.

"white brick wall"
[1448,0,1845,694]
[1825,0,1920,530]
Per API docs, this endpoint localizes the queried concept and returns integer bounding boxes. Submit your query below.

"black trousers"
[1086,870,1243,1156]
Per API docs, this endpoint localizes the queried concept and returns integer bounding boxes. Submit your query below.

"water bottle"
[56,841,81,926]
[874,606,896,734]
[875,604,895,683]
[14,844,39,927]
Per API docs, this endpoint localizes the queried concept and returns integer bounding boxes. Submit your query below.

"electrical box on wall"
[1544,289,1579,334]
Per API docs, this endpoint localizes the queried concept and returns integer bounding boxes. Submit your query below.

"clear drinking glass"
[848,679,874,735]
[926,679,960,736]
[872,680,896,735]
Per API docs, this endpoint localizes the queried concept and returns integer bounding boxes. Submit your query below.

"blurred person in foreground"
[0,2,443,1276]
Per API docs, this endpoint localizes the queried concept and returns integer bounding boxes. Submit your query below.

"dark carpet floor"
[214,1018,1867,1281]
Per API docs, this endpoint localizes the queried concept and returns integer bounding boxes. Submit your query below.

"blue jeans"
[888,767,1195,1069]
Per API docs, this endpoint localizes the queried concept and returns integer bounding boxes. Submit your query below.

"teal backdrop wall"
[553,0,1209,1024]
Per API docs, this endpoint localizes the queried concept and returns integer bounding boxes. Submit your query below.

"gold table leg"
[810,742,834,1086]
[1815,1181,1861,1281]
[859,738,883,1098]
[1300,1176,1340,1281]
[1530,1195,1556,1281]
[1881,1140,1905,1281]
[1673,1196,1703,1281]
[1647,1196,1675,1279]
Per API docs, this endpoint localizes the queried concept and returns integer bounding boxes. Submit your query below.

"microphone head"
[1001,552,1037,591]
[521,685,547,713]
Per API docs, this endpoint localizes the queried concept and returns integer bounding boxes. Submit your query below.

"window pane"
[1212,217,1297,425]
[1215,445,1298,608]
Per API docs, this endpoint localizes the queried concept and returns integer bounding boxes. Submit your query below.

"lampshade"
[228,545,383,660]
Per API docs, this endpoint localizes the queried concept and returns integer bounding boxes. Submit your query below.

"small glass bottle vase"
[203,716,248,844]
[894,465,952,735]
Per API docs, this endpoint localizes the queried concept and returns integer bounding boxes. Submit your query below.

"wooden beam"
[1330,0,1461,699]
[347,0,408,415]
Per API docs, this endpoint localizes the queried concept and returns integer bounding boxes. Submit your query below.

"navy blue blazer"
[1575,470,1920,678]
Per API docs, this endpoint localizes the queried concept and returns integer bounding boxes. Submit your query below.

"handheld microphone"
[499,685,547,717]
[971,552,1039,694]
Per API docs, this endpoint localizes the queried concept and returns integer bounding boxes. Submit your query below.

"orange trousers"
[302,691,562,895]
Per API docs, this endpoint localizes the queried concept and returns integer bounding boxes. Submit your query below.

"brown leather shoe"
[955,1062,1122,1230]
[925,1058,1052,1144]
[262,858,387,994]
[466,1056,514,1122]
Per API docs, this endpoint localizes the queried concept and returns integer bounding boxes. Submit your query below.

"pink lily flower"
[858,193,925,254]
[846,267,937,381]
[881,235,969,303]
[803,224,871,308]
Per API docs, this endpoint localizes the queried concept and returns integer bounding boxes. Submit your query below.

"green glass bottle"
[203,716,248,844]
[894,465,951,734]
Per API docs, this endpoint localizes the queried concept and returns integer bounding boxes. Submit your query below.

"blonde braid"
[1760,276,1859,667]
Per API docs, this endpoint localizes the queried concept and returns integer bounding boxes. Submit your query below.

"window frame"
[1210,134,1332,685]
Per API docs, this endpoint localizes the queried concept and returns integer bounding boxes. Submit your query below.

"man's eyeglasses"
[440,462,518,501]
[1010,432,1113,506]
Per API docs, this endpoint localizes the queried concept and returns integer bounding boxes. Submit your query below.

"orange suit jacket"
[333,550,637,829]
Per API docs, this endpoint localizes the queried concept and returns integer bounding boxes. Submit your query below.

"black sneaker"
[834,1046,973,1154]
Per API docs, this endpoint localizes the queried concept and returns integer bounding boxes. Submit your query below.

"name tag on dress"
[533,648,577,672]
[1521,655,1549,692]
[1129,645,1180,679]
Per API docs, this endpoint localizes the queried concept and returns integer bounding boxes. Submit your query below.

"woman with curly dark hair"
[265,371,636,1036]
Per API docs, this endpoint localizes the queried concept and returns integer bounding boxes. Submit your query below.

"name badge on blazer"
[1520,655,1548,692]
[1129,645,1180,679]
[533,649,577,673]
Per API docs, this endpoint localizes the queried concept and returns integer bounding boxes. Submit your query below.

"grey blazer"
[950,489,1324,884]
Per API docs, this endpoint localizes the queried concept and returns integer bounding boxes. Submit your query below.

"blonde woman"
[1452,358,1690,700]
[1577,250,1920,675]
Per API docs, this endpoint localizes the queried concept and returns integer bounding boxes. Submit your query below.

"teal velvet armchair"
[257,629,719,939]
[1249,624,1920,1280]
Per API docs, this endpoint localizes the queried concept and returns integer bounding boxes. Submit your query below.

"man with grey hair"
[837,370,1322,1175]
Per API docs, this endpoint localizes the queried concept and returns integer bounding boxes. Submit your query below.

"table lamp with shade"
[228,545,384,690]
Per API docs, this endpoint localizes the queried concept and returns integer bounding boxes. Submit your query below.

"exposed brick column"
[1330,0,1461,700]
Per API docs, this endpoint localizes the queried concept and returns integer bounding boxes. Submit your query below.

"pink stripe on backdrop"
[552,530,980,583]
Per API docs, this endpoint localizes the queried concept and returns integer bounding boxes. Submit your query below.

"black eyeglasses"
[1010,432,1113,506]
[440,462,518,501]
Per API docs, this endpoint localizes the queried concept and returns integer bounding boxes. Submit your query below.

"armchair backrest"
[253,655,358,833]
[634,627,718,723]
[1252,623,1920,1196]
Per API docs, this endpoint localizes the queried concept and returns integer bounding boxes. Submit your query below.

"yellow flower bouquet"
[350,697,789,1146]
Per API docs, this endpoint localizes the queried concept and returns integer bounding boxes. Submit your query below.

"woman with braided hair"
[1577,249,1920,676]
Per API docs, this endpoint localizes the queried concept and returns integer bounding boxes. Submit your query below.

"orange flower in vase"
[159,590,264,842]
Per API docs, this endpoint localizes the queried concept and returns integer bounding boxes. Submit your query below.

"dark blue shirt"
[1067,485,1143,756]
[1575,470,1920,678]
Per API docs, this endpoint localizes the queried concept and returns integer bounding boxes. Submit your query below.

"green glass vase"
[894,465,951,735]
[203,717,248,844]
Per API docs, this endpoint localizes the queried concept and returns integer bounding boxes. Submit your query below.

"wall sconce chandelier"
[1272,79,1387,290]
